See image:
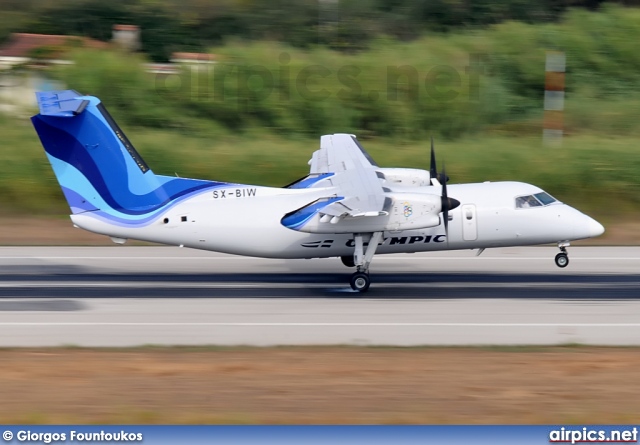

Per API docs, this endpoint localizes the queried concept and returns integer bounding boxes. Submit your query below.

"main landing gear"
[350,272,370,292]
[555,241,570,268]
[349,232,383,292]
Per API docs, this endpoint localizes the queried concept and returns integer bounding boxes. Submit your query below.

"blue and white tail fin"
[31,90,222,225]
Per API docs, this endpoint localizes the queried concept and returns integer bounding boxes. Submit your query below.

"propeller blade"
[440,164,460,239]
[444,207,449,235]
[442,163,449,235]
[430,137,449,184]
[429,136,438,181]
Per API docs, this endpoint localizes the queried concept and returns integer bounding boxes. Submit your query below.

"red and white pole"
[543,51,566,145]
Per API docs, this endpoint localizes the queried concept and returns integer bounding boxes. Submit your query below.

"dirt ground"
[0,347,639,424]
[0,217,637,245]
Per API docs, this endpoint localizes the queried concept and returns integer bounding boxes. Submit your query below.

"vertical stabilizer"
[31,90,221,224]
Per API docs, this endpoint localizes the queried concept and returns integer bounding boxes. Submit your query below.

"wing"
[289,134,388,224]
[317,134,386,218]
[309,133,378,174]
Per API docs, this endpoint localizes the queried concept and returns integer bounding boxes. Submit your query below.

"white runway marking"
[1,322,640,327]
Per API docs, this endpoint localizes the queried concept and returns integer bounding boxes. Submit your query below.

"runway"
[1,246,639,346]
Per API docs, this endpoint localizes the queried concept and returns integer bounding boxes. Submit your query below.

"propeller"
[429,137,449,184]
[430,137,458,238]
[440,163,460,237]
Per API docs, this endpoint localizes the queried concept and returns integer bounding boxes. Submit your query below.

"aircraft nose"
[588,218,605,237]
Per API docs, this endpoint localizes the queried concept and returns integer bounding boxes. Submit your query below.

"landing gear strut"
[349,232,383,292]
[555,241,570,268]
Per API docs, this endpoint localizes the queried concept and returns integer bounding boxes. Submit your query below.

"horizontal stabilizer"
[36,90,88,117]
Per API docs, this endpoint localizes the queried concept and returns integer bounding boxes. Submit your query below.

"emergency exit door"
[461,204,477,241]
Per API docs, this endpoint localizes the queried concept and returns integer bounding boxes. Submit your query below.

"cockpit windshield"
[534,192,556,205]
[515,192,557,209]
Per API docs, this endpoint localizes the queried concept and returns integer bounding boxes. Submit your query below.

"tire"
[555,253,569,268]
[350,272,370,292]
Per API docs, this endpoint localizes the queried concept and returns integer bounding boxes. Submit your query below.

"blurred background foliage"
[0,0,633,62]
[35,5,640,141]
[1,1,640,223]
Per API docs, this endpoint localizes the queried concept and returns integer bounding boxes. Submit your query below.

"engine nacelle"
[385,192,441,231]
[376,168,431,187]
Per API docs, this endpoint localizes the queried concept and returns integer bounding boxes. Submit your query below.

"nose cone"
[588,218,605,238]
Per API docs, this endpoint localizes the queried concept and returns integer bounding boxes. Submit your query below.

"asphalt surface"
[0,246,639,346]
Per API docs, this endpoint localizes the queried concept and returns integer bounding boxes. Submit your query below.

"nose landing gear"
[555,241,570,268]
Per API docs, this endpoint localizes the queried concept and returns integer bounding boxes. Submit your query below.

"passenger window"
[515,195,542,208]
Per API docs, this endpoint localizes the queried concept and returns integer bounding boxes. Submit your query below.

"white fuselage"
[71,181,603,259]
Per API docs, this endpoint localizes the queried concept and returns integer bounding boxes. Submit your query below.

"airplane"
[31,90,605,292]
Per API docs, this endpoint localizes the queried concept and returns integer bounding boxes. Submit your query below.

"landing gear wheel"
[555,252,569,268]
[341,255,355,268]
[350,272,370,292]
